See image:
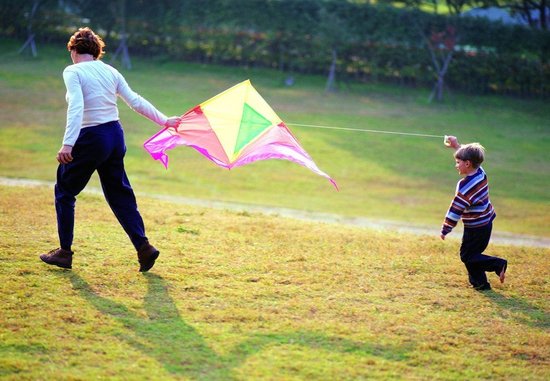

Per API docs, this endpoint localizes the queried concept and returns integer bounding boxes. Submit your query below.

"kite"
[144,79,337,188]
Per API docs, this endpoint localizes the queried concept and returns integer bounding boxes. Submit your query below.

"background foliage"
[1,0,549,97]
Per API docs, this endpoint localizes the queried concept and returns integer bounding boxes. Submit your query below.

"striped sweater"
[441,167,496,236]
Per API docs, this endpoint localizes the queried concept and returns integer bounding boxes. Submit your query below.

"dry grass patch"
[1,185,548,380]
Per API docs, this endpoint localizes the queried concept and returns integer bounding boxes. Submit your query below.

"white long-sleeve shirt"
[62,60,168,146]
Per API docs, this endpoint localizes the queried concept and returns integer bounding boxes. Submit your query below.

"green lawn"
[1,41,549,379]
[1,40,549,237]
[1,185,549,380]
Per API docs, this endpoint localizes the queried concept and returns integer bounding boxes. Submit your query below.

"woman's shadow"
[67,272,411,380]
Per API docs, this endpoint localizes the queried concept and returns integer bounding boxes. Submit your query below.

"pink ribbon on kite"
[143,80,337,189]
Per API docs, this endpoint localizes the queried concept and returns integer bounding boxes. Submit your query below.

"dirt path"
[2,176,548,248]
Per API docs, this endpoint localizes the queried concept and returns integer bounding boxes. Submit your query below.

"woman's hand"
[165,116,182,130]
[57,145,74,164]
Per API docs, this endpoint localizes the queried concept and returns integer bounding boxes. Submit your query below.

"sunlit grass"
[1,185,548,380]
[0,39,549,237]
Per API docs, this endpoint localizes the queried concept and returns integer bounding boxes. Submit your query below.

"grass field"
[1,185,549,380]
[0,39,549,237]
[0,39,549,380]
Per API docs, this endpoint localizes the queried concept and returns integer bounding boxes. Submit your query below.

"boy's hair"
[454,143,485,168]
[67,27,105,60]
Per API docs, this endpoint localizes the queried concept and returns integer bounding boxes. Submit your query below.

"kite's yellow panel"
[199,80,282,159]
[244,81,282,125]
[200,81,247,159]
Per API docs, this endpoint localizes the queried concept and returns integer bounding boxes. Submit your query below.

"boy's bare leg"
[499,265,507,284]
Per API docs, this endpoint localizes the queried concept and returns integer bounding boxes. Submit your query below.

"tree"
[317,6,352,92]
[16,0,59,56]
[380,0,503,15]
[501,0,548,30]
[18,0,40,57]
[445,0,472,14]
[424,25,458,102]
[109,0,131,69]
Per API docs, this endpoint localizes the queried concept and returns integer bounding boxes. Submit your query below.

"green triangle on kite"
[234,103,273,155]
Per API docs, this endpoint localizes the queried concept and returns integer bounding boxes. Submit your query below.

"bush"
[3,0,548,97]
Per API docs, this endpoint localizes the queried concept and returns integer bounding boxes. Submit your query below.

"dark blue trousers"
[55,121,147,251]
[460,222,507,288]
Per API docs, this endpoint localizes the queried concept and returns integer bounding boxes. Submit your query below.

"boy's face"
[455,158,472,176]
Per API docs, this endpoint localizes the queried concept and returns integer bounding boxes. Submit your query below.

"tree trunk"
[427,39,454,103]
[110,0,132,69]
[540,0,547,30]
[112,35,132,70]
[325,48,337,93]
[18,0,40,57]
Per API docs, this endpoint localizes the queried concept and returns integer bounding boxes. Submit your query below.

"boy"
[440,136,507,291]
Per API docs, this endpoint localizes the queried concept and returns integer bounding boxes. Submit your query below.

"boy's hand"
[440,234,446,240]
[444,135,460,149]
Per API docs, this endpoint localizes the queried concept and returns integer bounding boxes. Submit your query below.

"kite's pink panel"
[144,106,230,168]
[232,123,338,189]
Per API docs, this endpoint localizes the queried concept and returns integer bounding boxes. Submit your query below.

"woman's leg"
[96,123,147,251]
[55,129,105,250]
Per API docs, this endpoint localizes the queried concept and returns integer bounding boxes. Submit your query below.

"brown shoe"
[40,248,73,269]
[137,241,159,272]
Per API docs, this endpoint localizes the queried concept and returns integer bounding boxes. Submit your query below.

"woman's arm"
[62,68,84,147]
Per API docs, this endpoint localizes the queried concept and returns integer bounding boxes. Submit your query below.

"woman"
[40,27,181,272]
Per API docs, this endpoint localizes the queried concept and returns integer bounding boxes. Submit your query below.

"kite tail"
[143,128,171,168]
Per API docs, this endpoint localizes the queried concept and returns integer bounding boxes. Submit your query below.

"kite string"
[286,122,445,139]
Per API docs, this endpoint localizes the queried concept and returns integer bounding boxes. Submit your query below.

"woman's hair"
[454,143,485,168]
[67,27,105,59]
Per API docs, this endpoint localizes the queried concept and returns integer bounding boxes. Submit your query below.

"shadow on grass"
[483,291,549,329]
[67,272,411,380]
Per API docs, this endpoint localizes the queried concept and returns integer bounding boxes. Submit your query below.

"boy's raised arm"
[444,135,461,150]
